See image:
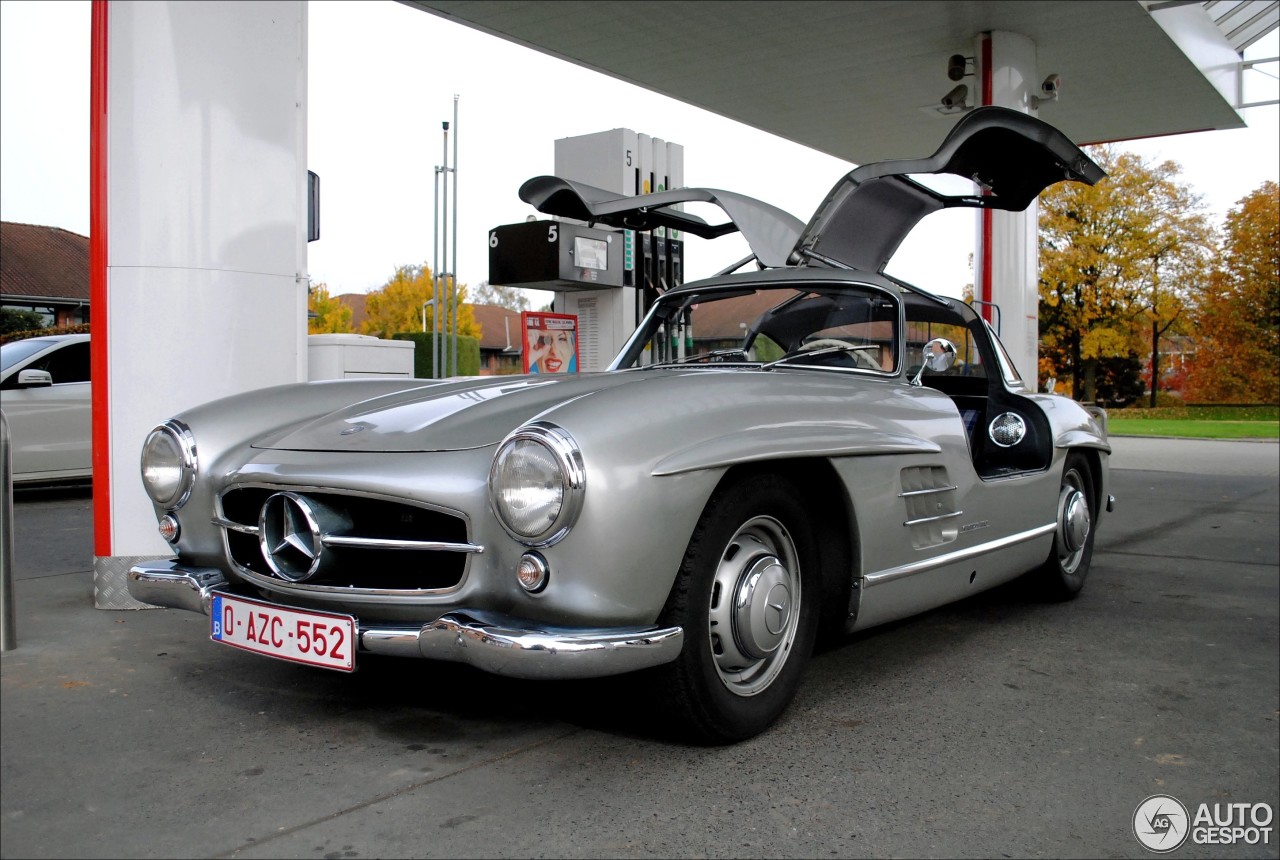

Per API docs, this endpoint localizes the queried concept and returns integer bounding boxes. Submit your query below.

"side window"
[37,342,91,384]
[906,320,986,379]
[749,334,785,362]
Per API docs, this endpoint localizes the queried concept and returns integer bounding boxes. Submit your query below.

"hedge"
[392,332,480,378]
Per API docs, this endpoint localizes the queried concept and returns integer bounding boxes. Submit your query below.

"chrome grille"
[216,486,478,592]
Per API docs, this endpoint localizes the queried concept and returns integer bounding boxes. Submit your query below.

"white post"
[974,30,1042,388]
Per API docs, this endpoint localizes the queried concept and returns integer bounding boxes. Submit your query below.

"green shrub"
[0,322,91,346]
[392,332,480,378]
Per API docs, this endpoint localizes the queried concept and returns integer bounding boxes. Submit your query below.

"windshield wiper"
[674,349,757,365]
[763,343,872,370]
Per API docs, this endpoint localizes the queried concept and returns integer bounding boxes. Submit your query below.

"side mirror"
[911,338,957,386]
[16,369,53,388]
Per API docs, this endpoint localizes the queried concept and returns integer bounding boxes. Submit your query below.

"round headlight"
[488,422,585,546]
[140,420,197,510]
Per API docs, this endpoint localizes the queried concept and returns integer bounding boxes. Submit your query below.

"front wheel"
[1032,451,1097,600]
[653,473,820,744]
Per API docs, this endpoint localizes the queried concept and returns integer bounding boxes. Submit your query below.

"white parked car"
[0,333,92,484]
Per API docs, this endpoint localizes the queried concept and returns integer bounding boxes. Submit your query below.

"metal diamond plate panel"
[94,555,166,610]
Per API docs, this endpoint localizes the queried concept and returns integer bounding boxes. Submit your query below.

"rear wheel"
[654,473,819,744]
[1033,451,1097,600]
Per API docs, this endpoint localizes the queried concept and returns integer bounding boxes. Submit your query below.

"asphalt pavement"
[1,437,1277,859]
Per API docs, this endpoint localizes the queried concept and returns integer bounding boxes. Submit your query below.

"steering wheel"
[800,338,857,352]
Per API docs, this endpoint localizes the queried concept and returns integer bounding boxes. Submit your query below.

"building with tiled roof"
[1,221,90,327]
[471,303,523,375]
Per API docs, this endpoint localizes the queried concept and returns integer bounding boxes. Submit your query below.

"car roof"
[2,333,89,347]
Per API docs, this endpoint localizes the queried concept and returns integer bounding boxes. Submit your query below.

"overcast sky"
[2,0,1277,303]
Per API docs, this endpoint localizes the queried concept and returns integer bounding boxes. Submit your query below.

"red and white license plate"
[210,592,356,672]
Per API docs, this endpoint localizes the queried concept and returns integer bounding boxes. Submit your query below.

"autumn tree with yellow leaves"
[361,263,480,340]
[1038,146,1213,404]
[307,283,354,334]
[1184,181,1280,404]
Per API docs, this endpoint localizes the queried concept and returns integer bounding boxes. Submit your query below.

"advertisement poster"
[521,311,579,374]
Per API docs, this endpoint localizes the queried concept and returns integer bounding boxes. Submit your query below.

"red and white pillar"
[91,1,310,607]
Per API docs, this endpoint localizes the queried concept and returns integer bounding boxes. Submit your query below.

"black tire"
[1032,451,1097,601]
[653,473,820,744]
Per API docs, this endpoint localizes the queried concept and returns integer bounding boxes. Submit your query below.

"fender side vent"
[899,465,961,550]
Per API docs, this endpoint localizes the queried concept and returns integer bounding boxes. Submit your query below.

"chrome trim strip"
[903,510,964,527]
[898,485,958,498]
[126,562,683,680]
[321,535,484,554]
[213,515,258,535]
[865,523,1055,587]
[213,520,483,554]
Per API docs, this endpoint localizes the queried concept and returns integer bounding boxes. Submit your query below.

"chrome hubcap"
[1056,471,1091,574]
[708,516,801,697]
[1061,489,1090,552]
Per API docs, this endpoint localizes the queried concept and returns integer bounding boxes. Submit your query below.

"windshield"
[0,338,60,373]
[613,283,899,374]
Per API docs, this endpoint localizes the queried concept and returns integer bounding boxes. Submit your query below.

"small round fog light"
[516,552,549,594]
[158,514,180,544]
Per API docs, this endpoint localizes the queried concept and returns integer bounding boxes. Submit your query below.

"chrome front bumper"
[128,560,683,680]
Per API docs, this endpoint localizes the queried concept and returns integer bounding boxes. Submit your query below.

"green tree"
[0,308,46,336]
[362,263,480,340]
[307,283,353,334]
[1184,181,1280,403]
[1038,146,1211,402]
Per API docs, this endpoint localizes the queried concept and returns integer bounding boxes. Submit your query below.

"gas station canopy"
[406,0,1276,163]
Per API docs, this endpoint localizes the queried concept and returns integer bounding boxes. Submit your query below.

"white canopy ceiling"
[404,0,1269,163]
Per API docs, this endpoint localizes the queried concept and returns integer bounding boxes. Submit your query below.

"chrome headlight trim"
[488,421,586,547]
[140,419,198,510]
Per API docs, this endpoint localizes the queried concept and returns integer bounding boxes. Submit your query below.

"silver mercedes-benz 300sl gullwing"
[130,106,1113,744]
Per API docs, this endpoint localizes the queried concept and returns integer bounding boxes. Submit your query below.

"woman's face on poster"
[542,330,574,373]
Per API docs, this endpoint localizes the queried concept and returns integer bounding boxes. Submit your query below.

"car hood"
[252,373,652,453]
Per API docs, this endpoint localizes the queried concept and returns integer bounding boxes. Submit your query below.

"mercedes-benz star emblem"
[259,492,323,581]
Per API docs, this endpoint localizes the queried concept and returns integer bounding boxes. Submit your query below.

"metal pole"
[432,163,440,379]
[1,411,17,651]
[458,94,463,376]
[441,121,450,378]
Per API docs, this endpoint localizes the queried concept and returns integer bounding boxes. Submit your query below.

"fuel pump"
[487,129,685,371]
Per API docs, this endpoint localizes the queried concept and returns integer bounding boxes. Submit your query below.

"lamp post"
[421,298,435,334]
